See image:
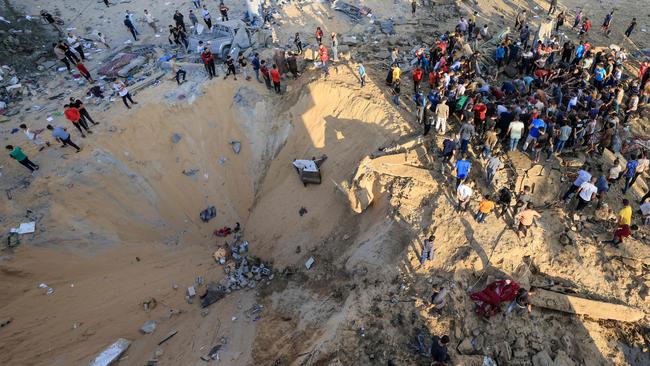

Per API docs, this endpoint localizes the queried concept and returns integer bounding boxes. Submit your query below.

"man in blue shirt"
[455,154,472,188]
[251,53,261,82]
[47,124,81,152]
[357,63,366,87]
[495,44,506,68]
[622,156,639,194]
[523,118,546,151]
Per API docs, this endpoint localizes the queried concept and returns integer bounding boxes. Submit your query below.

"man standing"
[430,335,451,364]
[358,62,366,87]
[202,6,212,30]
[458,120,475,155]
[173,10,186,32]
[456,182,473,212]
[514,203,541,239]
[548,0,558,15]
[625,18,637,38]
[64,104,91,138]
[331,33,339,62]
[47,125,81,152]
[435,98,449,134]
[219,1,229,22]
[252,53,261,82]
[6,145,39,173]
[455,154,471,188]
[420,235,434,266]
[112,79,138,109]
[622,156,639,194]
[53,43,71,72]
[224,55,237,80]
[260,60,272,90]
[201,48,217,79]
[124,15,138,41]
[69,97,99,126]
[66,33,85,61]
[318,44,330,77]
[506,116,526,151]
[575,176,598,212]
[144,10,157,32]
[412,66,423,93]
[486,154,503,185]
[601,11,614,37]
[270,64,281,94]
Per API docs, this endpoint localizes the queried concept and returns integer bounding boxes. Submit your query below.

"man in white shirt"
[144,10,156,32]
[639,202,650,225]
[66,33,85,61]
[563,168,592,202]
[202,5,212,30]
[575,177,598,211]
[112,80,138,109]
[457,183,473,212]
[507,119,525,151]
[608,158,622,181]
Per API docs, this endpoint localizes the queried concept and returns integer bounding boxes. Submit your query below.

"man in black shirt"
[430,335,451,363]
[173,10,186,32]
[224,55,237,80]
[69,97,98,126]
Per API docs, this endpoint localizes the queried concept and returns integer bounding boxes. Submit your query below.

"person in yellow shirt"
[392,64,401,82]
[605,199,637,246]
[618,199,632,225]
[475,194,495,223]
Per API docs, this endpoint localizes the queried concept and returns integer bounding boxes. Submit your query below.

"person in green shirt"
[6,145,39,172]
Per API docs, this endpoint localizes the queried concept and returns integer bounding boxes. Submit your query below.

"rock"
[554,350,576,366]
[457,337,482,354]
[88,338,132,366]
[532,350,553,366]
[341,35,359,46]
[140,320,157,334]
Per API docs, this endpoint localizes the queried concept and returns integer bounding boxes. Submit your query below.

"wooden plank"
[530,288,645,322]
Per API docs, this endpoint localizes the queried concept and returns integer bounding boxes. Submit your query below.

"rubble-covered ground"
[0,0,649,365]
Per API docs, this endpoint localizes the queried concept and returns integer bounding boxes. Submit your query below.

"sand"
[1,0,649,365]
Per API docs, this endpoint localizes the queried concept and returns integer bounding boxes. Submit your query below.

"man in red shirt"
[412,66,423,93]
[472,102,487,132]
[270,64,281,94]
[260,59,272,90]
[200,48,216,79]
[318,44,329,77]
[64,104,91,138]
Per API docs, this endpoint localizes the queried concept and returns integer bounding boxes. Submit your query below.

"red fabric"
[534,69,551,79]
[472,103,487,120]
[413,68,423,82]
[201,51,214,64]
[639,64,648,80]
[319,47,329,62]
[614,224,631,240]
[64,107,81,122]
[270,69,280,83]
[260,65,270,77]
[76,63,89,75]
[428,71,436,87]
[470,280,520,317]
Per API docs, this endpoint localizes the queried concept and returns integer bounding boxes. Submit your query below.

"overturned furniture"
[293,155,327,186]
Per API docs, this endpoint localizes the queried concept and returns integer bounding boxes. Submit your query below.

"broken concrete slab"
[88,338,131,366]
[140,320,157,334]
[530,288,645,322]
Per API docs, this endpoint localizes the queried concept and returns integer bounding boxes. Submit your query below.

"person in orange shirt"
[270,64,281,94]
[318,44,329,77]
[475,194,495,223]
[64,104,91,138]
[412,66,423,93]
[75,62,94,82]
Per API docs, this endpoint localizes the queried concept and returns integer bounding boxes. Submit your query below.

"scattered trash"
[140,320,157,334]
[380,19,395,35]
[230,140,241,154]
[200,344,222,362]
[171,133,181,143]
[88,338,132,366]
[219,156,227,165]
[200,283,227,308]
[305,257,315,270]
[182,168,199,176]
[299,207,308,216]
[187,286,196,297]
[157,330,178,346]
[0,317,12,328]
[334,2,372,21]
[199,206,217,222]
[142,297,157,312]
[46,288,55,295]
[195,276,204,286]
[10,221,35,234]
[231,316,237,321]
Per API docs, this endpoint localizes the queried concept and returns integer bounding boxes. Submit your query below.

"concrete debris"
[140,320,157,334]
[333,2,372,21]
[199,206,216,222]
[380,19,395,35]
[88,338,131,366]
[230,140,241,154]
[530,288,646,322]
[157,330,178,346]
[182,168,199,176]
[305,257,315,270]
[171,133,181,143]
